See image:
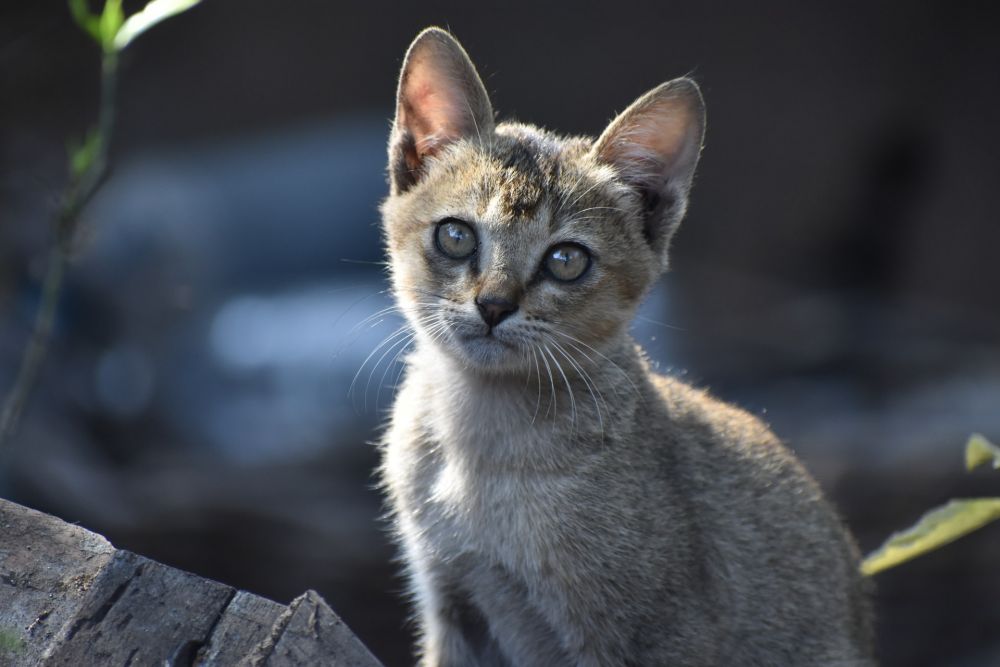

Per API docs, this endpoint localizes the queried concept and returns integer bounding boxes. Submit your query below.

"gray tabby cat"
[379,27,874,667]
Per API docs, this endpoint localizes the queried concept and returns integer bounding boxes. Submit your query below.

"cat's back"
[643,372,875,663]
[646,372,813,496]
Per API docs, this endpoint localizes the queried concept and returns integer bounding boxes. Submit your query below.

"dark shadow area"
[2,2,999,665]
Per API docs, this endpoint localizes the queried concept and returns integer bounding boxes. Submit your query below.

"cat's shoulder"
[646,371,797,464]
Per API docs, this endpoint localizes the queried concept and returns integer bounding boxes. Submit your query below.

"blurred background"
[2,1,999,665]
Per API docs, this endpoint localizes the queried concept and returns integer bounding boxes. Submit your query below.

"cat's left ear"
[388,28,495,194]
[592,78,705,265]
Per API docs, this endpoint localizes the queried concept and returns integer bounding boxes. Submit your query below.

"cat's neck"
[404,332,648,471]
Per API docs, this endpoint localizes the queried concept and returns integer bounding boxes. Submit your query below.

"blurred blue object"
[62,114,682,464]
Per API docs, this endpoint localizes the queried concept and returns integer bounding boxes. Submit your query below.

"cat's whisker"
[633,314,685,332]
[410,287,461,304]
[549,337,607,439]
[559,215,605,225]
[374,331,418,410]
[547,331,627,405]
[380,317,451,404]
[326,287,391,329]
[418,320,454,358]
[378,318,447,402]
[349,325,415,408]
[536,342,558,419]
[391,346,410,393]
[544,344,576,428]
[553,330,641,398]
[363,327,421,411]
[338,301,439,359]
[563,178,606,212]
[556,169,599,214]
[348,304,405,333]
[529,344,543,425]
[329,294,406,360]
[574,205,627,216]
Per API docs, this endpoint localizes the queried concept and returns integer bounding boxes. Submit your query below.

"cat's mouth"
[458,329,517,350]
[469,327,514,342]
[449,326,523,371]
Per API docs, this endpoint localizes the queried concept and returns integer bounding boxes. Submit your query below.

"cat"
[378,27,874,667]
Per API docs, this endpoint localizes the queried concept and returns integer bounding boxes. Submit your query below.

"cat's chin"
[448,333,527,375]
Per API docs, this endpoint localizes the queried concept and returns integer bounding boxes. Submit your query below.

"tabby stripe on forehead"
[495,140,546,220]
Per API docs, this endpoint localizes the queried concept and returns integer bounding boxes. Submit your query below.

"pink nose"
[476,297,518,328]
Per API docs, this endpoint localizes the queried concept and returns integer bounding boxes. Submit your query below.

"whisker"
[537,343,558,418]
[550,337,607,440]
[378,317,450,405]
[633,314,685,331]
[349,325,414,408]
[563,176,604,212]
[552,330,640,397]
[530,344,542,425]
[410,287,461,304]
[373,331,418,410]
[544,344,576,430]
[574,205,626,216]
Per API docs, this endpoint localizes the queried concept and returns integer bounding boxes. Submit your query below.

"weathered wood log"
[0,498,383,666]
[199,592,286,666]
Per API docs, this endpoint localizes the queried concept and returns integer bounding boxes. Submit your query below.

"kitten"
[379,27,874,666]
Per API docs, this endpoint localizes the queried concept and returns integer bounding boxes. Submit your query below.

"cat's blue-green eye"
[435,219,477,259]
[544,243,591,282]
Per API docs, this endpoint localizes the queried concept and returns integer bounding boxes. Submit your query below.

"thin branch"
[0,50,118,451]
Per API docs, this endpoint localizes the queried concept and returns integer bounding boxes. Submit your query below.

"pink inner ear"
[401,57,469,159]
[610,101,697,177]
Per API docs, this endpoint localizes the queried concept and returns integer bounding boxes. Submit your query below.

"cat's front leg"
[409,554,509,667]
[407,556,474,666]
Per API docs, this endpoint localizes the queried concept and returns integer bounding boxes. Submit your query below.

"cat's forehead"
[444,124,600,224]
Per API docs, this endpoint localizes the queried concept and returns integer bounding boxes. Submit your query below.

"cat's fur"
[379,27,874,666]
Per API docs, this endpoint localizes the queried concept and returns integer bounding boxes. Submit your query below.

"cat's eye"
[544,243,591,282]
[435,219,477,259]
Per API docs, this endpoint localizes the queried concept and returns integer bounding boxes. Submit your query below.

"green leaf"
[861,498,1000,576]
[68,0,102,44]
[68,129,102,180]
[114,0,202,51]
[965,433,1000,471]
[98,0,125,51]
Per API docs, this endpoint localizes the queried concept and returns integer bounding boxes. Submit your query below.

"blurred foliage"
[965,432,1000,471]
[0,0,203,450]
[114,0,202,50]
[68,128,103,181]
[69,0,200,53]
[862,434,1000,576]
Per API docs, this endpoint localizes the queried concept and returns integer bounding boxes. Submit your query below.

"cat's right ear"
[388,28,494,194]
[592,79,705,267]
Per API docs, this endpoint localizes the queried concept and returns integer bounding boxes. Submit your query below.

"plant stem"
[0,50,118,451]
[0,247,67,445]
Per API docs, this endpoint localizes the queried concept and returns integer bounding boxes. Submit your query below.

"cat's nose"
[476,296,518,328]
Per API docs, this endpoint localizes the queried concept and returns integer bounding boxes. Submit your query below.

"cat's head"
[381,28,704,374]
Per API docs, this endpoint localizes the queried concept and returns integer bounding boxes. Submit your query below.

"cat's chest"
[416,444,577,568]
[386,362,602,568]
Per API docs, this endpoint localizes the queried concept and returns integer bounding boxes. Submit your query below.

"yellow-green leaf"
[98,0,124,51]
[114,0,202,51]
[861,498,1000,576]
[68,0,102,44]
[965,433,1000,471]
[68,129,102,180]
